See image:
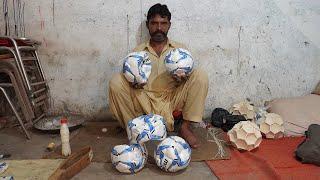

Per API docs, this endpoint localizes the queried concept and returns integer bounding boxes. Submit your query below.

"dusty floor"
[0,119,218,180]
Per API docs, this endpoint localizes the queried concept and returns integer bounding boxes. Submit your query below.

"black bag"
[211,108,230,128]
[295,124,320,166]
[211,108,247,132]
[221,115,247,132]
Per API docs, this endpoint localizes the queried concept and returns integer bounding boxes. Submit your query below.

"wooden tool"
[49,146,93,180]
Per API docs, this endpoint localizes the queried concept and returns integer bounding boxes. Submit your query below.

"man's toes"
[191,143,200,149]
[179,129,200,149]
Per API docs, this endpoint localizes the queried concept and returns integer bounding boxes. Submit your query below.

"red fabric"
[206,137,320,180]
[172,110,183,120]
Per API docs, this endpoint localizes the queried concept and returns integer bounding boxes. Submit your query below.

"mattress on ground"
[268,94,320,136]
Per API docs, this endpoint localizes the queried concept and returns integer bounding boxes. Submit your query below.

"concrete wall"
[1,0,319,119]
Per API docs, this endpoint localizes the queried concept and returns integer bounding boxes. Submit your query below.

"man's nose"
[157,23,162,30]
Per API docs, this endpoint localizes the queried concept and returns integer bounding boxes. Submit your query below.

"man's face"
[147,14,171,42]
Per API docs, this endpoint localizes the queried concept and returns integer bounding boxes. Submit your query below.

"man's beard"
[150,30,167,42]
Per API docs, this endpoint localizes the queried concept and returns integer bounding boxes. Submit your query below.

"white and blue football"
[164,48,194,77]
[111,144,146,173]
[122,51,152,86]
[0,162,9,174]
[154,136,192,172]
[127,114,167,144]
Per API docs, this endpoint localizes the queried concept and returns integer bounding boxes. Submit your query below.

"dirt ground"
[0,119,218,180]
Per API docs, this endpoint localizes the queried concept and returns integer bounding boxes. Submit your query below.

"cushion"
[312,81,320,95]
[268,94,320,136]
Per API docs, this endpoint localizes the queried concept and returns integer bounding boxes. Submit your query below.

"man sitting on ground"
[108,3,208,148]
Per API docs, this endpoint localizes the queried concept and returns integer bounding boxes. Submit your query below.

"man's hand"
[172,74,188,82]
[172,70,188,83]
[131,83,145,89]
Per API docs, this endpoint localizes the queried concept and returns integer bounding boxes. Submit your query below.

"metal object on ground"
[33,115,86,131]
[0,36,52,139]
[0,62,35,123]
[0,36,49,125]
[0,87,30,139]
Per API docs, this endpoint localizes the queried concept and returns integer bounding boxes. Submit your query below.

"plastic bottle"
[60,117,71,156]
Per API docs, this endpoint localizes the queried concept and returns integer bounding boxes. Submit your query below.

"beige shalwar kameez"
[109,40,208,131]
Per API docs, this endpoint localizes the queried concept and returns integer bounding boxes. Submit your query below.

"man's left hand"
[172,74,188,83]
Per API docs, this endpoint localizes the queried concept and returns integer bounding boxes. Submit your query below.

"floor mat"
[43,122,230,162]
[0,159,63,179]
[206,137,320,180]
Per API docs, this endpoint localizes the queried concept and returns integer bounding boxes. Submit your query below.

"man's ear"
[146,21,149,29]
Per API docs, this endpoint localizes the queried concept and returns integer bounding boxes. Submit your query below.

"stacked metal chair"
[0,36,49,139]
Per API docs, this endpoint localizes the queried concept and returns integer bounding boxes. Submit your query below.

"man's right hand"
[131,83,145,89]
[172,70,188,83]
[172,74,188,83]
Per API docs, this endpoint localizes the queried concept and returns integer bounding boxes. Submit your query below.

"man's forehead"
[149,14,170,21]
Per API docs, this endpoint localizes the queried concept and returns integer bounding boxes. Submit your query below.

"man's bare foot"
[178,120,200,149]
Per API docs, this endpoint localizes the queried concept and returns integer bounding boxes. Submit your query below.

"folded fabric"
[295,124,320,166]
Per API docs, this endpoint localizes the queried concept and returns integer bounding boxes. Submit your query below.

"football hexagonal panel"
[259,113,284,139]
[230,101,255,120]
[227,121,262,151]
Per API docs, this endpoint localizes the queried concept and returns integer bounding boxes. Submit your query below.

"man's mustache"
[151,30,166,37]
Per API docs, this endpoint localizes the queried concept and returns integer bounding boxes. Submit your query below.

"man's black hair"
[147,3,171,23]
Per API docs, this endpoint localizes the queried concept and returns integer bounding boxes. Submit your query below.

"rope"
[206,127,227,159]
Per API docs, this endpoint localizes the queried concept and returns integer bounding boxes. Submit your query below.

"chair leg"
[0,68,35,123]
[0,87,31,139]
